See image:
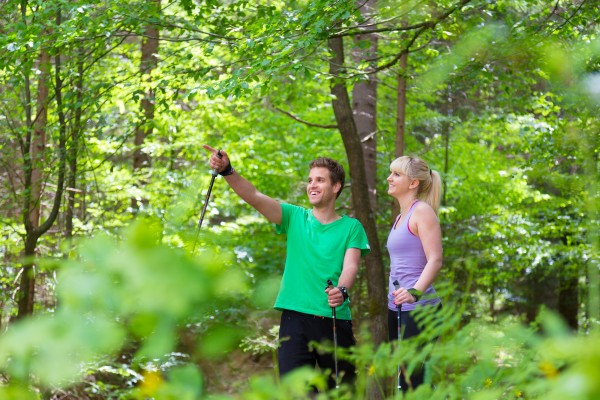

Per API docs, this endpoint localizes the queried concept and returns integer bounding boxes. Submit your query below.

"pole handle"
[393,280,402,311]
[326,279,337,316]
[212,150,223,177]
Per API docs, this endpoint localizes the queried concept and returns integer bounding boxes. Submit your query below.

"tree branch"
[552,0,589,34]
[267,103,338,129]
[347,0,472,74]
[330,0,472,38]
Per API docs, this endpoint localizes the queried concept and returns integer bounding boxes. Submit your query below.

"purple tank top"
[387,201,440,311]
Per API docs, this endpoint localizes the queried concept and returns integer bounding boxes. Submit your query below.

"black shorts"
[278,309,356,389]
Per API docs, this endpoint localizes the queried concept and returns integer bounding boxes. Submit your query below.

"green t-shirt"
[274,203,370,320]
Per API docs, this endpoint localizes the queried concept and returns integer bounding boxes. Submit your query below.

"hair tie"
[429,169,432,176]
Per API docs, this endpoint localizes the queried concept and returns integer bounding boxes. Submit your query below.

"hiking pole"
[192,150,222,253]
[326,279,340,389]
[393,280,402,396]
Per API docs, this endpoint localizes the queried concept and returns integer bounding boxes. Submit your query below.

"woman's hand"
[392,287,417,305]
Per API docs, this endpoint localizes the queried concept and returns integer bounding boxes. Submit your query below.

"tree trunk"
[351,11,381,389]
[395,53,408,160]
[18,46,51,318]
[132,0,161,212]
[352,0,378,211]
[558,276,578,330]
[443,85,452,207]
[18,7,68,318]
[392,51,409,218]
[328,36,387,348]
[65,48,85,240]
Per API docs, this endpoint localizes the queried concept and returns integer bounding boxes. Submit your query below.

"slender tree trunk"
[18,46,51,318]
[392,51,408,218]
[328,36,387,348]
[351,2,380,361]
[352,0,378,211]
[559,276,578,330]
[65,48,85,240]
[18,7,68,318]
[29,53,50,230]
[395,53,408,160]
[443,84,452,207]
[132,0,160,212]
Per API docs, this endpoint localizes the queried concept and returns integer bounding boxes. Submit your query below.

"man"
[203,145,370,390]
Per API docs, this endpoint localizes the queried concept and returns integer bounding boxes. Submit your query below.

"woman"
[387,155,443,391]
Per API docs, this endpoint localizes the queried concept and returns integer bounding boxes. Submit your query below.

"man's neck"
[312,206,340,225]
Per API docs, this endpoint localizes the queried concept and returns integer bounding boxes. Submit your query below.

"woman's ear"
[409,179,420,190]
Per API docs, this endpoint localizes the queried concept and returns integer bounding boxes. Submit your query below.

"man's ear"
[333,182,342,196]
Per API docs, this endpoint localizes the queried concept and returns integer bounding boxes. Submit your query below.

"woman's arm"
[393,203,442,304]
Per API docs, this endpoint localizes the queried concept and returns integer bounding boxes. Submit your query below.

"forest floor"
[200,348,275,395]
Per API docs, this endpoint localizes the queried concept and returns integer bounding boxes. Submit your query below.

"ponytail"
[390,156,443,214]
[422,169,442,214]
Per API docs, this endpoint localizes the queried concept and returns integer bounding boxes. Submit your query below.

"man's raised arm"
[203,145,282,225]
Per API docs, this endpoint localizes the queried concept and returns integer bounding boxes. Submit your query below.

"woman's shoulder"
[413,201,438,221]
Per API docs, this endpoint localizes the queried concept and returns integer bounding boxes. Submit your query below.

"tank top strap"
[405,200,420,220]
[393,200,420,230]
[392,213,401,229]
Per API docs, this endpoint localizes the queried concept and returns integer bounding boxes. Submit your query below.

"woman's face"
[387,170,412,197]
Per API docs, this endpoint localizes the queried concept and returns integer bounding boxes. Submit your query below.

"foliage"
[2,229,599,400]
[0,0,598,397]
[0,217,245,397]
[350,303,600,400]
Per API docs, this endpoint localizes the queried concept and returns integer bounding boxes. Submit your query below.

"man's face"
[306,167,340,206]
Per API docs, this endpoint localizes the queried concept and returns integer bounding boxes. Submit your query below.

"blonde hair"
[390,156,442,214]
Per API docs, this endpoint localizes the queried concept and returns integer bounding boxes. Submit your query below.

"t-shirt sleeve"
[275,203,291,234]
[348,219,371,257]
